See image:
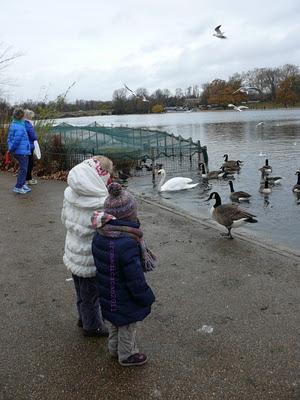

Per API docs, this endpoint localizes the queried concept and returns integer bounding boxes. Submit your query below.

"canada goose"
[259,159,272,174]
[118,170,131,181]
[157,169,199,192]
[223,154,243,167]
[206,192,257,239]
[198,163,225,179]
[260,173,282,186]
[293,171,300,192]
[228,180,251,202]
[259,178,272,194]
[222,160,242,173]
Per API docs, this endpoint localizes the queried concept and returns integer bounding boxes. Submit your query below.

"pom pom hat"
[104,182,137,221]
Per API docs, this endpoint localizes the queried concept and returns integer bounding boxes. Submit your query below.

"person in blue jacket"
[92,182,155,367]
[24,109,38,185]
[7,108,31,194]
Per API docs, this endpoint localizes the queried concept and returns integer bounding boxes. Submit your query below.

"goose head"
[206,191,222,206]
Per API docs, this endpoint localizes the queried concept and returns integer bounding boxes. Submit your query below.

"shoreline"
[136,193,300,262]
[1,172,300,399]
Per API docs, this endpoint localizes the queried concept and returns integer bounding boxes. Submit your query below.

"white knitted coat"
[61,161,109,277]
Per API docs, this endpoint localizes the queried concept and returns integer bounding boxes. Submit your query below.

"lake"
[58,109,300,252]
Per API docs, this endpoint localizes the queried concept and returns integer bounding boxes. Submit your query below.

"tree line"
[1,61,300,118]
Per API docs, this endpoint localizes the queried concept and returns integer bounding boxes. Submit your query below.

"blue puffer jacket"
[7,120,30,155]
[25,120,38,150]
[92,219,155,326]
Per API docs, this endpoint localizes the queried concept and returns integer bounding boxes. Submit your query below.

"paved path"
[1,172,299,400]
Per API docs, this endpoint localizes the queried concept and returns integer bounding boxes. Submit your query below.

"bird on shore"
[118,170,131,181]
[213,25,227,39]
[259,159,272,174]
[228,104,249,112]
[157,169,199,192]
[292,171,300,192]
[206,192,257,239]
[228,180,251,202]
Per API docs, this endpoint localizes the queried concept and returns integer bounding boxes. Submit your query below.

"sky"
[1,0,300,103]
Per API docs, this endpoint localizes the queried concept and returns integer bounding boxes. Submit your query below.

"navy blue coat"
[25,120,38,150]
[92,219,155,326]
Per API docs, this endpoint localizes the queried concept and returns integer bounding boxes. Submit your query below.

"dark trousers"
[26,150,34,181]
[72,274,103,331]
[14,154,29,188]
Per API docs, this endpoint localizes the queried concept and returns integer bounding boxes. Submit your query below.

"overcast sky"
[1,0,300,103]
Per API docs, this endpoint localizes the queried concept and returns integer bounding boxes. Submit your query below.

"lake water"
[58,109,300,252]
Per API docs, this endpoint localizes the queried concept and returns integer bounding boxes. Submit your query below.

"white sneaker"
[28,179,38,185]
[13,187,27,194]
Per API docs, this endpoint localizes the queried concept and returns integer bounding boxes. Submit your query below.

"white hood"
[65,161,109,209]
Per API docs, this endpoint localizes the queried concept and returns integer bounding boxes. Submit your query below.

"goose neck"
[213,193,222,208]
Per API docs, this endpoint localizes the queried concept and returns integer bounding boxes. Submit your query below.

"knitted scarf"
[92,212,158,272]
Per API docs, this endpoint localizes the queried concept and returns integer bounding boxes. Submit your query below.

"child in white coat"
[61,156,113,336]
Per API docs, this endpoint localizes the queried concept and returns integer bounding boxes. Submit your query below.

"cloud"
[0,0,299,102]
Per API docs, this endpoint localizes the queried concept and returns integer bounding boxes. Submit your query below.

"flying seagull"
[228,104,249,112]
[232,86,262,95]
[124,84,137,96]
[124,84,149,102]
[213,25,227,39]
[256,122,264,127]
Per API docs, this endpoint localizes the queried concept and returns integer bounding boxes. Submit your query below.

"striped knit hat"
[104,182,137,221]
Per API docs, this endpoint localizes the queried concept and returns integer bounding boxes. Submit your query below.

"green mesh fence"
[48,123,208,173]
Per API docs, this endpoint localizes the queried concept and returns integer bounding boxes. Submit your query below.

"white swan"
[157,169,199,192]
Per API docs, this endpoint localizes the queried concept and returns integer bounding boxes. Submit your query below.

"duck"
[292,171,300,192]
[206,192,257,239]
[198,163,226,179]
[157,169,199,192]
[259,178,272,194]
[259,159,272,174]
[228,180,251,202]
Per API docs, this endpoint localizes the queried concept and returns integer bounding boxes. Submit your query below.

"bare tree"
[0,43,23,97]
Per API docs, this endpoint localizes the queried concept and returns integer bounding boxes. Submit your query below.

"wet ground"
[1,172,300,400]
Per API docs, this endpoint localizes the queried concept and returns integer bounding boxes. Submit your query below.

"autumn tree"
[276,77,299,106]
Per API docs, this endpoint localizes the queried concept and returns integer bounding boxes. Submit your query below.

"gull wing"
[215,25,222,34]
[124,84,137,96]
[232,87,242,94]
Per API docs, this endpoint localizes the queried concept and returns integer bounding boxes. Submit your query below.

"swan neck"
[158,171,166,189]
